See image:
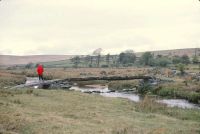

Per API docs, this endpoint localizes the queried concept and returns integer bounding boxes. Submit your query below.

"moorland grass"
[0,89,199,134]
[0,72,26,88]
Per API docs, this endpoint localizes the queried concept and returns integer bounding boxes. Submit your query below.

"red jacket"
[37,65,44,75]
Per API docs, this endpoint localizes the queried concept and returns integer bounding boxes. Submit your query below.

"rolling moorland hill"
[0,55,73,66]
[136,48,200,57]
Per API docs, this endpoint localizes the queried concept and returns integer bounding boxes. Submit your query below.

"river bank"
[78,80,200,104]
[70,85,200,109]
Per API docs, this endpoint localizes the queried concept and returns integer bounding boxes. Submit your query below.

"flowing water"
[70,86,200,109]
[25,77,200,109]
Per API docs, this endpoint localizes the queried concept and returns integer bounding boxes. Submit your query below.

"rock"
[92,91,101,93]
[73,83,78,86]
[41,83,51,89]
[62,81,70,84]
[83,91,93,94]
[122,88,136,92]
[109,90,116,92]
[61,85,72,89]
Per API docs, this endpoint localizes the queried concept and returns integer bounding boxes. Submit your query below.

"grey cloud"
[0,0,200,55]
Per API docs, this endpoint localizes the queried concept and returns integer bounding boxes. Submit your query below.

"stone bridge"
[12,75,155,89]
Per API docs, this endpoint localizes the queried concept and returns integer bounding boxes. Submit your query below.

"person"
[37,64,44,81]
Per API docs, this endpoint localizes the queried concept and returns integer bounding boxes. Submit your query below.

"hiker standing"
[37,64,44,81]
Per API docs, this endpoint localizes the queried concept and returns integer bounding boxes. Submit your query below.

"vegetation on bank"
[152,86,200,104]
[107,80,200,104]
[0,72,26,88]
[0,89,199,134]
[73,78,199,104]
[108,80,139,91]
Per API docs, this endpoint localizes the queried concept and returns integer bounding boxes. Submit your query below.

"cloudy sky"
[0,0,200,55]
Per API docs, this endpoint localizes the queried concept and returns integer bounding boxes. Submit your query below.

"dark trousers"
[38,75,44,81]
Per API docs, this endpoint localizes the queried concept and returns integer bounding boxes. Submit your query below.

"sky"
[0,0,200,55]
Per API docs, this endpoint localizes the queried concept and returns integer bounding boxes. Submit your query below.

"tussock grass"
[136,96,200,122]
[26,89,33,94]
[12,99,22,104]
[0,89,199,134]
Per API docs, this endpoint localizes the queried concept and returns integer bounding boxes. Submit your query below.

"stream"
[25,77,200,109]
[70,86,200,109]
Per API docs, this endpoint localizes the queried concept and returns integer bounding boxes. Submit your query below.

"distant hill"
[136,48,200,57]
[1,48,199,66]
[0,55,73,66]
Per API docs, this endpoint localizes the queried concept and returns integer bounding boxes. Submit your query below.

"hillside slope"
[1,48,199,66]
[136,48,200,57]
[0,55,73,66]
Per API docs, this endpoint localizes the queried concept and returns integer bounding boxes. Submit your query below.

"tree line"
[70,50,199,68]
[21,49,199,69]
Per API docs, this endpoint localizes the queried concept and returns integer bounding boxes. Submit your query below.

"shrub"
[137,83,152,94]
[180,90,198,103]
[157,88,176,97]
[176,63,185,75]
[101,65,109,68]
[119,52,136,64]
[6,66,17,70]
[25,62,34,69]
[139,52,154,66]
[123,63,134,67]
[155,57,171,67]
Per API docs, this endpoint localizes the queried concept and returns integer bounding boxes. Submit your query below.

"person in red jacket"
[37,64,44,81]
